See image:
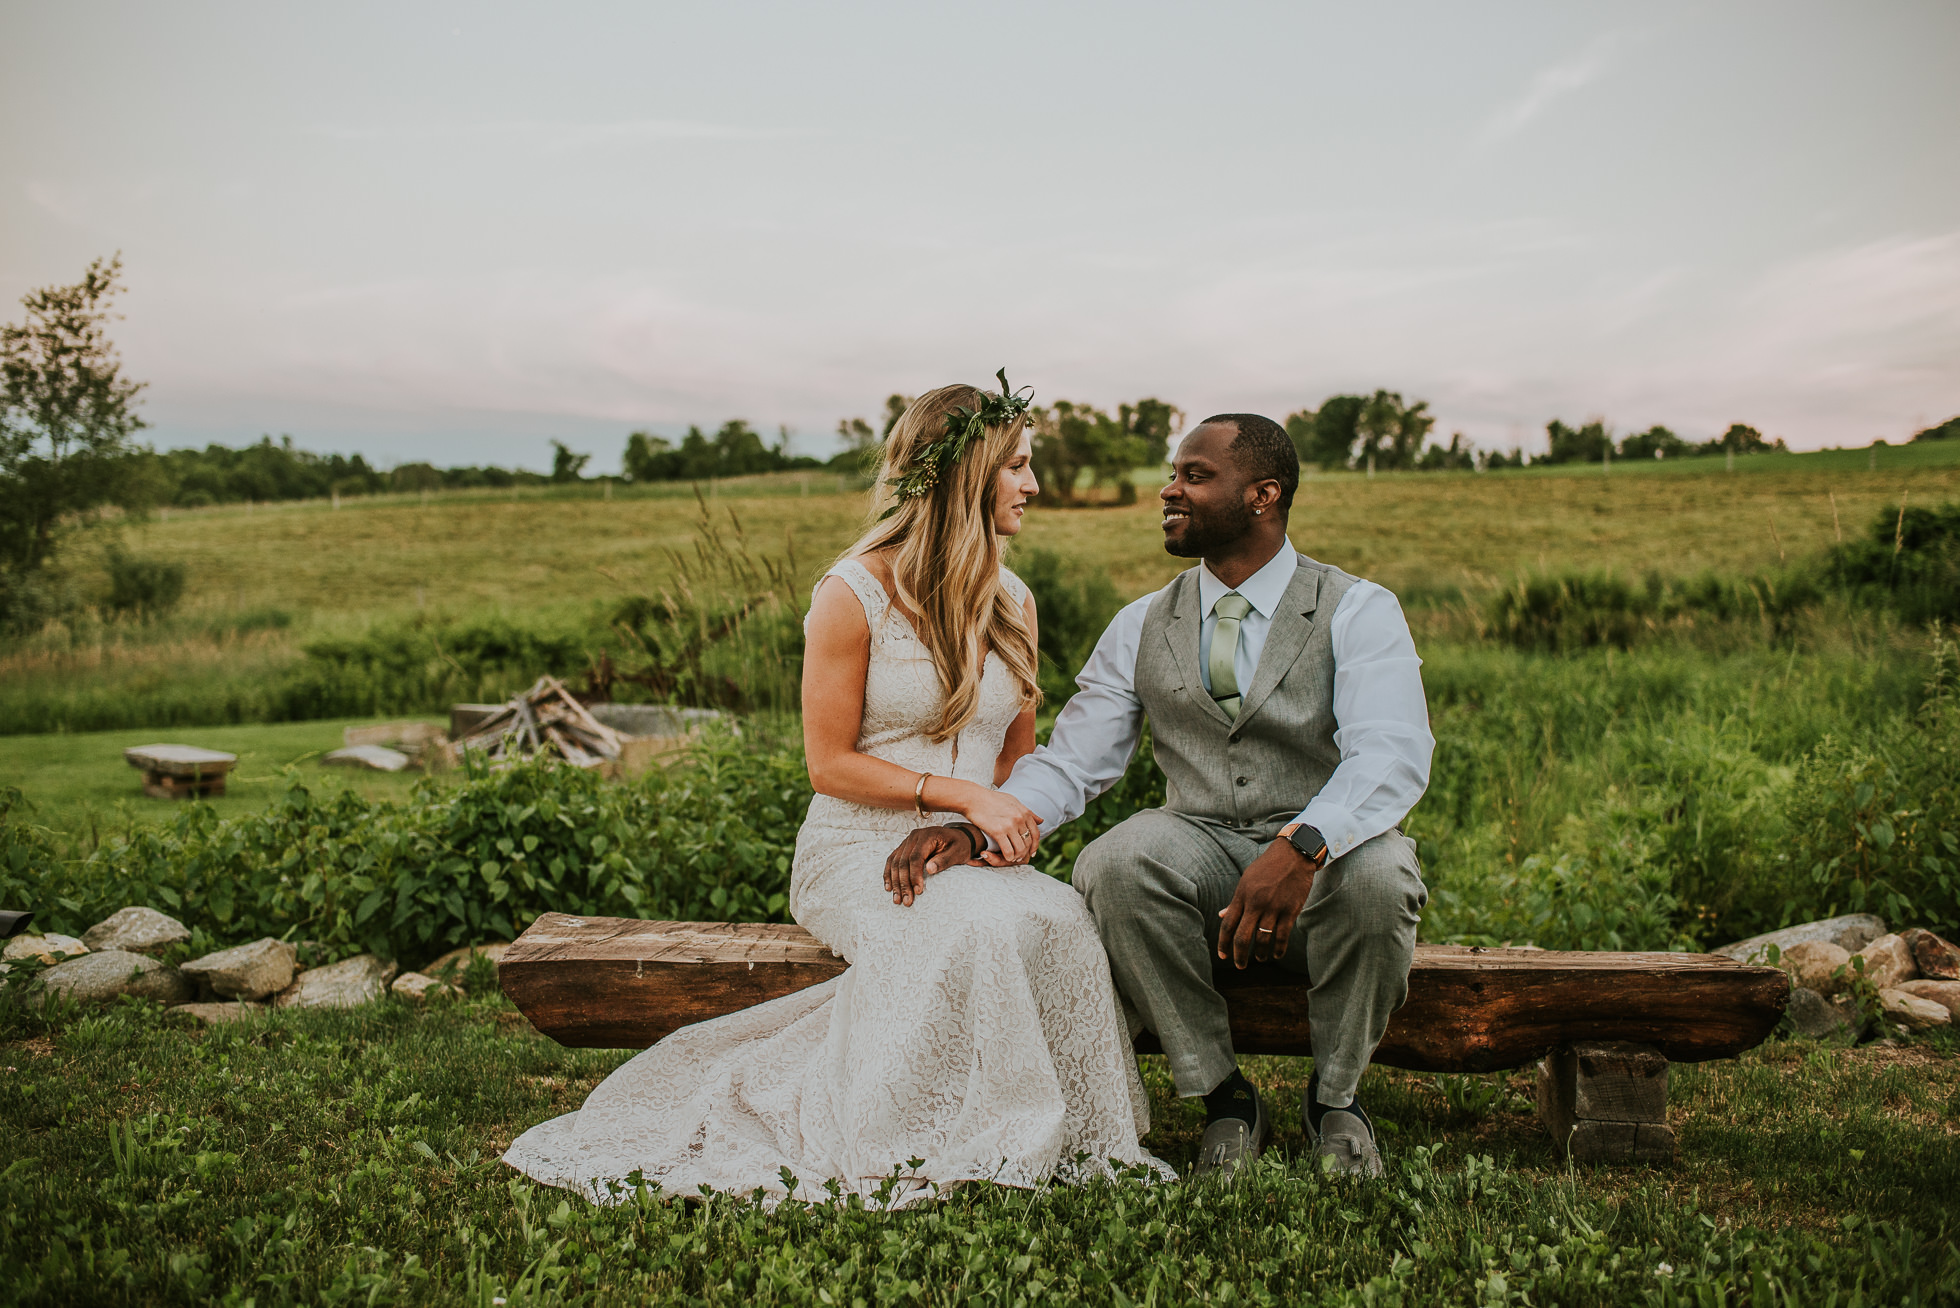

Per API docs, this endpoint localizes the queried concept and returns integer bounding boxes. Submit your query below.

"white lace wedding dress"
[504,560,1164,1206]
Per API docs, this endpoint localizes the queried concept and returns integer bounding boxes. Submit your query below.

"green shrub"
[1829,499,1960,624]
[1017,547,1125,705]
[11,733,812,965]
[1484,569,1821,651]
[101,548,186,621]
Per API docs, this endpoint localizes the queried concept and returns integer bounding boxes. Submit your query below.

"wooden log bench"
[500,913,1790,1164]
[123,744,239,800]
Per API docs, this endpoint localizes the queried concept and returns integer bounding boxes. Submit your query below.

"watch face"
[1292,827,1326,861]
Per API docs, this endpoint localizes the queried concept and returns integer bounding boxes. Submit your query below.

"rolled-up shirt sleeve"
[999,594,1154,834]
[1295,581,1434,860]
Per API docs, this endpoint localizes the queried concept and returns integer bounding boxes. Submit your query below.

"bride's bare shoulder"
[852,549,899,592]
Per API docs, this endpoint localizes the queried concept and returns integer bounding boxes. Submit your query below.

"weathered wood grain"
[499,914,1791,1072]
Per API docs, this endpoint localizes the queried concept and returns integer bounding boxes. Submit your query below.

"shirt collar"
[1197,541,1297,620]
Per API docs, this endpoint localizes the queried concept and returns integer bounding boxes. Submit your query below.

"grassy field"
[0,718,449,845]
[2,991,1954,1306]
[5,442,1955,746]
[44,440,1960,623]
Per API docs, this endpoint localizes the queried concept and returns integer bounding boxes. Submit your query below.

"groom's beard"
[1164,500,1257,558]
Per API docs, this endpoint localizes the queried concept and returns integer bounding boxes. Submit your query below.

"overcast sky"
[3,1,1956,472]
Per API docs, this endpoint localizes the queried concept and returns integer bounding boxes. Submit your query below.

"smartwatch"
[1280,823,1328,868]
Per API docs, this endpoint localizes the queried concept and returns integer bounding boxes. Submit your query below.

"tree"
[1619,425,1689,461]
[1694,423,1782,458]
[549,441,592,483]
[0,255,148,620]
[880,394,912,439]
[1286,395,1365,470]
[1030,401,1152,506]
[829,416,878,473]
[1357,390,1434,471]
[623,431,677,482]
[1118,398,1182,467]
[1417,432,1476,471]
[1913,416,1960,443]
[1543,419,1614,465]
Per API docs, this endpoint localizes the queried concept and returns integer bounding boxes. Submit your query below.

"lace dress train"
[503,560,1166,1205]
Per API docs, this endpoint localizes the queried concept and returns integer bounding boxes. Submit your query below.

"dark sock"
[1203,1068,1260,1127]
[1305,1072,1371,1139]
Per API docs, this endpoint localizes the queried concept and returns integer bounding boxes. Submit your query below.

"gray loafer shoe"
[1192,1091,1270,1182]
[1305,1077,1384,1179]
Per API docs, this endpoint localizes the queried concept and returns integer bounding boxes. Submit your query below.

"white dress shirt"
[1003,542,1434,861]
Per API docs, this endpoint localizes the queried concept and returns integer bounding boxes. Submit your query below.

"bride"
[504,375,1164,1205]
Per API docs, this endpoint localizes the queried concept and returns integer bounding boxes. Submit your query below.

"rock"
[38,950,194,1005]
[1900,928,1960,981]
[1786,986,1856,1039]
[180,938,297,1001]
[1779,940,1851,995]
[391,971,456,1002]
[1714,914,1887,964]
[172,1000,267,1025]
[343,720,447,751]
[2,933,89,964]
[1854,934,1918,991]
[323,744,412,772]
[82,906,191,956]
[273,954,397,1009]
[1898,979,1960,1020]
[426,942,511,990]
[1878,988,1951,1032]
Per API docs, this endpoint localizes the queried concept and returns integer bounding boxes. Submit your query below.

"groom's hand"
[883,825,980,908]
[1217,841,1319,968]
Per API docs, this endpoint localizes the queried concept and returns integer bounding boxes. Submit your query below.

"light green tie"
[1208,593,1253,720]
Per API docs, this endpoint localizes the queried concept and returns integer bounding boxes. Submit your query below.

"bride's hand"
[957,787,1043,866]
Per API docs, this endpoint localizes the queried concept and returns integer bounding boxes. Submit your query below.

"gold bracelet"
[914,772,933,817]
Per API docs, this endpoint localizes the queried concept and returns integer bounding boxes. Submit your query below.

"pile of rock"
[1716,913,1960,1037]
[11,905,509,1024]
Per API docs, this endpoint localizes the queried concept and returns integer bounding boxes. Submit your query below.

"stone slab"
[121,744,238,777]
[83,907,190,956]
[1714,914,1887,964]
[181,937,297,1000]
[39,950,193,1005]
[1879,987,1951,1031]
[3,933,89,964]
[323,744,412,772]
[274,954,398,1009]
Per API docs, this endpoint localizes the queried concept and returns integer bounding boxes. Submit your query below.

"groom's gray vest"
[1134,555,1358,839]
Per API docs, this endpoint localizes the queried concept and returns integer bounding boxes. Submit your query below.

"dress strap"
[998,566,1030,608]
[812,557,892,635]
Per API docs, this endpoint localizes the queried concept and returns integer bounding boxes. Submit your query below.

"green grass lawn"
[0,718,450,842]
[2,991,1954,1305]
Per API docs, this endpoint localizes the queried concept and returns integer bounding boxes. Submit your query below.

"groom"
[887,413,1432,1179]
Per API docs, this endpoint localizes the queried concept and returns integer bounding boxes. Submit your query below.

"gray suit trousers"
[1072,809,1426,1105]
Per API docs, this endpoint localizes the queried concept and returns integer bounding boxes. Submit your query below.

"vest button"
[1228,733,1240,744]
[1235,776,1248,787]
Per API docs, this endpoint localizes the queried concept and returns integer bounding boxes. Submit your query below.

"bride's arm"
[993,590,1040,786]
[803,576,1042,865]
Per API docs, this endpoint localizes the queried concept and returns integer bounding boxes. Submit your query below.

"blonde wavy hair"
[841,383,1042,741]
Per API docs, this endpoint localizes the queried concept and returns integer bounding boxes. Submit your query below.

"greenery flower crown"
[880,368,1034,519]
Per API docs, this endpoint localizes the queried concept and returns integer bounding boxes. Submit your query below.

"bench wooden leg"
[1536,1040,1677,1164]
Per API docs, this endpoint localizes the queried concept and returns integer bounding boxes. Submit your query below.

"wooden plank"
[500,915,1791,1072]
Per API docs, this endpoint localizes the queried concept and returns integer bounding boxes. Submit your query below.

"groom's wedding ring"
[1256,927,1274,935]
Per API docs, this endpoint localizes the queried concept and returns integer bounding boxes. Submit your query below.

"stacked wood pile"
[444,677,625,769]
